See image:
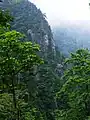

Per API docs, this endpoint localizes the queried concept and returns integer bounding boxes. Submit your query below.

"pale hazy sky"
[30,0,90,26]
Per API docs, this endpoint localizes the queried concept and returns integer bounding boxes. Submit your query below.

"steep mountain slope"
[0,1,66,119]
[0,0,55,58]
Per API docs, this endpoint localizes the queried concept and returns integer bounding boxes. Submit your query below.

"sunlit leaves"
[0,26,43,119]
[0,30,43,76]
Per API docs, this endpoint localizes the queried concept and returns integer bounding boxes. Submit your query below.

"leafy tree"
[0,30,43,119]
[56,49,90,120]
[0,9,13,28]
[0,9,44,119]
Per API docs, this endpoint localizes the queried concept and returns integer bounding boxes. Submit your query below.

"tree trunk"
[12,76,16,108]
[12,76,17,120]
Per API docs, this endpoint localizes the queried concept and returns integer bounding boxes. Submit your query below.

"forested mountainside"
[53,27,77,56]
[1,0,90,120]
[0,0,65,120]
[0,0,55,58]
[53,24,90,56]
[0,0,65,75]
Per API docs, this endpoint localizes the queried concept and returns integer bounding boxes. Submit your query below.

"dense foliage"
[1,1,90,120]
[0,9,44,120]
[0,6,64,120]
[56,49,90,120]
[0,1,65,119]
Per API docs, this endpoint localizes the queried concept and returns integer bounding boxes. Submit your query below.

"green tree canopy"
[57,49,90,120]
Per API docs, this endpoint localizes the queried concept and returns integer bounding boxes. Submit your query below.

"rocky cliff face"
[0,0,55,58]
